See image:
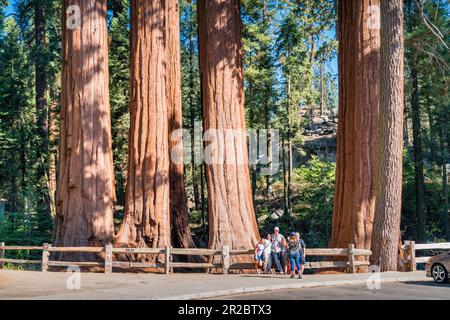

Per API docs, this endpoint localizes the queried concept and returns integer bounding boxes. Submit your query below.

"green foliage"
[402,0,450,241]
[291,157,335,247]
[256,157,335,247]
[0,3,56,250]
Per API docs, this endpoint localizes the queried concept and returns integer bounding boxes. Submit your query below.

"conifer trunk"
[331,0,380,251]
[116,0,171,249]
[370,0,404,271]
[55,0,115,255]
[198,0,259,259]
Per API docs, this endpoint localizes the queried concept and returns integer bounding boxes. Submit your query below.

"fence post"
[222,246,230,275]
[42,243,50,272]
[0,242,4,269]
[348,244,355,273]
[165,246,171,275]
[105,244,113,274]
[407,240,416,272]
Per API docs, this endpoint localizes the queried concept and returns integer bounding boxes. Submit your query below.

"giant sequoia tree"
[198,0,260,255]
[167,0,197,251]
[116,0,171,249]
[371,0,404,271]
[331,0,380,251]
[55,0,116,251]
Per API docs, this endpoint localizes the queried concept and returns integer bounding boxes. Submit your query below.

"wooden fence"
[0,242,371,274]
[402,240,450,271]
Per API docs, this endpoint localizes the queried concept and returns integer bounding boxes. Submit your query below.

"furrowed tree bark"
[370,0,404,271]
[167,0,199,256]
[198,0,260,262]
[115,0,171,251]
[331,0,380,253]
[34,0,51,216]
[439,111,450,240]
[410,64,426,242]
[55,0,116,258]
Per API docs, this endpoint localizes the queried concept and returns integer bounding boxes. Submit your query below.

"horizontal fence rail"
[0,242,371,274]
[402,241,450,271]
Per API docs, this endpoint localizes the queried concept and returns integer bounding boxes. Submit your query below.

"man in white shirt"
[270,226,285,274]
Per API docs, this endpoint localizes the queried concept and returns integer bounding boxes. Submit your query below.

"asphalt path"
[216,281,450,300]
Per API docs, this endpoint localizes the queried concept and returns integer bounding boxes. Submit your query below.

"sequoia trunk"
[331,0,380,252]
[167,0,197,251]
[55,0,116,254]
[198,0,260,258]
[116,0,171,249]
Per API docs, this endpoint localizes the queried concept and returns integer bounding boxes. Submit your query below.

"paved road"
[0,270,430,299]
[216,282,450,300]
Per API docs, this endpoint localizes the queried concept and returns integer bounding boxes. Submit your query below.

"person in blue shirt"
[287,232,305,279]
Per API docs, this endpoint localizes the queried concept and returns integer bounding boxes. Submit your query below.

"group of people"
[254,226,306,279]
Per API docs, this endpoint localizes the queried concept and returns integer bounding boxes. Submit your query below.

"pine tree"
[371,0,405,271]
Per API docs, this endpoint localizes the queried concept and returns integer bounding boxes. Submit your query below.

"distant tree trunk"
[410,64,426,242]
[286,76,292,216]
[35,0,51,215]
[48,98,58,219]
[265,108,272,197]
[425,98,437,162]
[370,0,404,271]
[331,0,380,252]
[440,111,450,240]
[35,0,48,149]
[282,137,288,216]
[308,33,316,123]
[403,103,410,149]
[248,81,257,203]
[116,0,170,250]
[55,0,116,255]
[200,163,207,229]
[188,0,200,212]
[320,62,326,116]
[167,0,198,252]
[262,0,272,197]
[198,0,259,258]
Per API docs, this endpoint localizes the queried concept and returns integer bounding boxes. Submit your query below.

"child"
[254,238,265,273]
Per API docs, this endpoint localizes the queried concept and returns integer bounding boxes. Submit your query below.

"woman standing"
[287,232,303,279]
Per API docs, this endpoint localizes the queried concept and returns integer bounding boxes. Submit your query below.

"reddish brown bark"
[370,0,404,271]
[198,0,260,261]
[55,0,116,253]
[115,0,171,250]
[331,0,380,254]
[167,0,197,251]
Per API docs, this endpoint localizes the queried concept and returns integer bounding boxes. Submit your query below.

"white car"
[425,251,450,284]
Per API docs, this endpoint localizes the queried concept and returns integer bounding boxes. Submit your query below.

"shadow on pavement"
[403,281,450,288]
